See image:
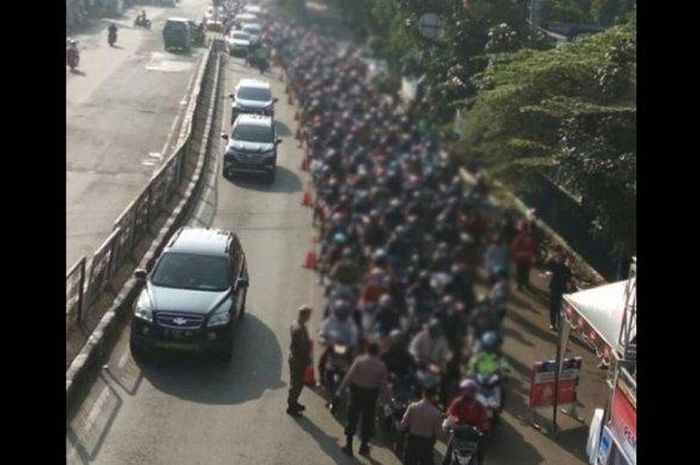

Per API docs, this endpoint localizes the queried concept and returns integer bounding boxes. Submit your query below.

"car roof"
[237,78,270,90]
[166,17,190,23]
[235,114,273,127]
[242,23,262,30]
[167,228,235,256]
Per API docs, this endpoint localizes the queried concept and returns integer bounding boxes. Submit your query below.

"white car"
[234,13,258,27]
[241,23,262,44]
[227,31,252,56]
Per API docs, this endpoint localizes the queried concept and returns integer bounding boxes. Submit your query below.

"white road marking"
[141,160,157,166]
[148,152,163,159]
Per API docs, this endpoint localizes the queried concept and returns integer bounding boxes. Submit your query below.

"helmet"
[389,329,404,345]
[333,232,348,245]
[342,247,354,259]
[378,294,393,308]
[334,300,352,319]
[480,331,501,352]
[459,378,479,399]
[373,248,387,261]
[428,318,442,333]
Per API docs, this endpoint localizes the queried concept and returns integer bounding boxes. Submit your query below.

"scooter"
[134,16,152,29]
[473,373,504,426]
[378,373,414,457]
[66,47,80,71]
[444,425,487,465]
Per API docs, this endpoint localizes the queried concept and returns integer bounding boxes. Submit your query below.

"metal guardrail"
[65,41,216,330]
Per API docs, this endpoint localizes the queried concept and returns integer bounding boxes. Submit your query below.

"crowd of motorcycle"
[256,16,544,465]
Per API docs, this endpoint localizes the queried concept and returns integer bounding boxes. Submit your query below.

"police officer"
[400,385,445,465]
[287,305,313,417]
[334,341,389,457]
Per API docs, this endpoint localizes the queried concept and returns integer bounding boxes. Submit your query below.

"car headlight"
[207,305,231,328]
[134,301,153,322]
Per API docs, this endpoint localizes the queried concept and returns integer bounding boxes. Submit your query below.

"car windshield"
[237,86,271,101]
[151,253,230,291]
[232,124,273,143]
[166,22,187,33]
[232,32,250,40]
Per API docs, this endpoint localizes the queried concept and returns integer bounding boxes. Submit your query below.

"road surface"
[66,0,213,270]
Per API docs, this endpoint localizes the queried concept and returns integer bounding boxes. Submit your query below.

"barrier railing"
[66,40,218,332]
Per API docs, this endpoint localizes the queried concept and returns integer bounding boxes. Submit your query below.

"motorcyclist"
[381,329,414,379]
[318,300,360,382]
[373,294,400,337]
[467,331,510,377]
[108,22,118,46]
[66,40,80,69]
[137,10,148,27]
[409,319,451,371]
[329,247,363,288]
[441,379,491,465]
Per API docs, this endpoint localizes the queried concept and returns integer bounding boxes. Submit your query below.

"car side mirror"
[237,277,249,288]
[221,134,229,140]
[275,138,282,144]
[228,93,235,99]
[134,269,147,280]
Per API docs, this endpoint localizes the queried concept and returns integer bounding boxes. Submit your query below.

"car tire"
[130,338,146,360]
[266,169,275,184]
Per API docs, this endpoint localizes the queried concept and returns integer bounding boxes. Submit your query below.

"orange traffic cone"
[303,245,317,270]
[301,189,313,207]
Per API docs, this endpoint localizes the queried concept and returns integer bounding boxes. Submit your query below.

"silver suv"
[130,227,249,362]
[222,114,281,183]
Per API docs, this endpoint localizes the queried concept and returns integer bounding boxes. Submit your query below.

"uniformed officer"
[400,385,445,465]
[334,341,390,457]
[287,305,313,417]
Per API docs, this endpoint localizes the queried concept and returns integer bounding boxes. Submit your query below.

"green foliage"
[541,0,592,23]
[590,0,636,26]
[457,23,636,252]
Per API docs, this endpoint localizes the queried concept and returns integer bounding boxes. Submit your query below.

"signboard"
[609,377,636,463]
[596,426,613,464]
[528,357,582,409]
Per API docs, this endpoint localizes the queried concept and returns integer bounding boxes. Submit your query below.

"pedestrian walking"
[287,305,313,417]
[511,224,537,291]
[334,342,390,457]
[400,385,445,465]
[546,249,572,331]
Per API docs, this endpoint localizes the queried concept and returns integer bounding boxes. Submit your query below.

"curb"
[66,42,224,410]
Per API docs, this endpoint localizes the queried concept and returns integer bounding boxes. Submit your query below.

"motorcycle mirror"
[134,269,147,280]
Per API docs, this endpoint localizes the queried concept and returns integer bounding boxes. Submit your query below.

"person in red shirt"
[441,379,490,465]
[510,224,537,291]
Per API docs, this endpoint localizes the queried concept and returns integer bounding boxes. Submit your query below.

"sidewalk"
[491,265,608,464]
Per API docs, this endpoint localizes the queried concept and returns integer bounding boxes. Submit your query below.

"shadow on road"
[69,69,87,76]
[225,165,302,193]
[486,419,544,464]
[296,416,354,465]
[276,120,292,137]
[137,314,285,404]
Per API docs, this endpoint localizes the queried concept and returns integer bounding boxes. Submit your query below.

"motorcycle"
[378,373,414,456]
[324,342,353,410]
[108,30,118,47]
[134,16,152,29]
[473,373,504,426]
[66,47,80,71]
[444,425,487,465]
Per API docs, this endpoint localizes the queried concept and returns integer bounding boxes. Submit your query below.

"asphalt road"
[66,12,596,465]
[66,0,213,271]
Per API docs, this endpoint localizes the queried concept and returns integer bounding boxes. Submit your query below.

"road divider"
[66,39,227,411]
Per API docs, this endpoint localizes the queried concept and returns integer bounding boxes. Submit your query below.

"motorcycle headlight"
[207,304,231,327]
[134,299,153,322]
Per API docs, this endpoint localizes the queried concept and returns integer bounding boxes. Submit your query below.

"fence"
[66,40,217,330]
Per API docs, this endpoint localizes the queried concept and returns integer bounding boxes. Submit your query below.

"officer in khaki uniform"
[287,305,313,417]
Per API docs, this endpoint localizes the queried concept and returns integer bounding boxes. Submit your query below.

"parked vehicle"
[130,227,250,363]
[222,114,282,183]
[241,23,262,45]
[163,17,191,52]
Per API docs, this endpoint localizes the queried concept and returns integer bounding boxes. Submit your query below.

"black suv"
[130,227,249,362]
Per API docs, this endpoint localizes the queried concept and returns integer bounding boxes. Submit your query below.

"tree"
[457,23,636,253]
